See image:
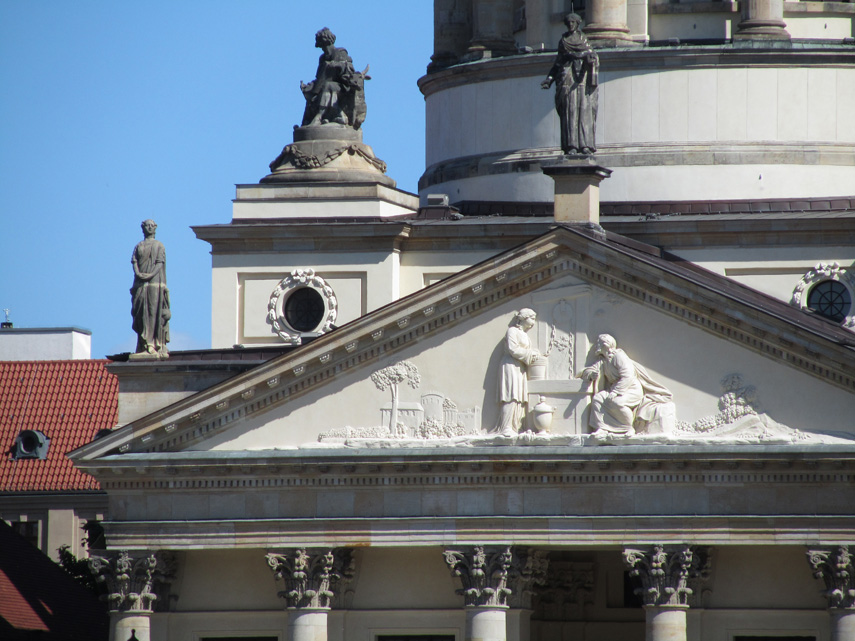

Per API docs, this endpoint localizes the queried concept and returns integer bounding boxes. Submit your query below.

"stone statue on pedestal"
[130,220,170,358]
[541,13,599,156]
[300,27,368,130]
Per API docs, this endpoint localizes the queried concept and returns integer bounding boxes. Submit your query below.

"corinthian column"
[444,546,515,641]
[584,0,632,48]
[88,551,175,641]
[266,548,354,641]
[807,546,855,641]
[623,545,709,641]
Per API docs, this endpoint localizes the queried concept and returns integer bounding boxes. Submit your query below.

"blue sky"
[0,1,432,358]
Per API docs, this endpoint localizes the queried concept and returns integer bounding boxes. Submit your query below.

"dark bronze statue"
[131,220,170,357]
[541,14,599,155]
[300,27,368,129]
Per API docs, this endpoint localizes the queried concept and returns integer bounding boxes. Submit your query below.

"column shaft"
[466,606,508,641]
[646,606,688,641]
[110,612,151,641]
[585,0,632,46]
[468,0,516,56]
[431,0,473,69]
[832,610,855,641]
[288,609,328,641]
[734,0,789,40]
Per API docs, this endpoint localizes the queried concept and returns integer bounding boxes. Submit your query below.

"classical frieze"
[623,545,710,608]
[807,545,855,609]
[266,548,354,609]
[88,551,175,613]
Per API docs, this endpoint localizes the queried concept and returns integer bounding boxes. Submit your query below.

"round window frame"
[267,268,338,345]
[791,262,855,330]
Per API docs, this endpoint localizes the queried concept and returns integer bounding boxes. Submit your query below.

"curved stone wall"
[419,47,855,204]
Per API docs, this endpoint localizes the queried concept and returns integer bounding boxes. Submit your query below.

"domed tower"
[419,0,855,213]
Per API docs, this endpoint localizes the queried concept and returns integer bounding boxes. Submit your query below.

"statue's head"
[315,27,336,48]
[141,219,157,236]
[515,308,537,330]
[564,13,583,30]
[595,333,617,355]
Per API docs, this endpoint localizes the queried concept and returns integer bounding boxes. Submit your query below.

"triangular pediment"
[71,225,855,461]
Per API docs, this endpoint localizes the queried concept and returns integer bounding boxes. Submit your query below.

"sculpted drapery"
[496,309,541,435]
[542,14,599,155]
[131,220,170,356]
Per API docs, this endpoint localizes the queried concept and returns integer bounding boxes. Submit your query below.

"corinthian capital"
[266,548,354,609]
[807,546,855,609]
[88,550,175,613]
[623,545,708,608]
[444,546,514,607]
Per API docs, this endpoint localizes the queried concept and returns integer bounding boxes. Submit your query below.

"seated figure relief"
[579,334,674,438]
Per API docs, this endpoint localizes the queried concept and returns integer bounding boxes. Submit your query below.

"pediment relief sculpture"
[579,334,675,441]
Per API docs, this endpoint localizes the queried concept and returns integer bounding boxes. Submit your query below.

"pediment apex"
[70,226,855,460]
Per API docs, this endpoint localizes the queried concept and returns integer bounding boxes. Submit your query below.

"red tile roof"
[0,520,108,639]
[0,361,117,492]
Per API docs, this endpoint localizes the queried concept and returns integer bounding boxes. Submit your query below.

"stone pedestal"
[288,608,329,641]
[263,125,395,186]
[542,160,612,224]
[585,0,633,47]
[646,605,688,641]
[734,0,790,40]
[466,606,508,641]
[110,612,150,641]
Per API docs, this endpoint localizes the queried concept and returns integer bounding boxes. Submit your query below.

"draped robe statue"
[541,14,599,155]
[496,309,541,435]
[131,220,170,357]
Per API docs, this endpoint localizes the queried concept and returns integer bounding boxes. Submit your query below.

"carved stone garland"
[267,269,338,345]
[88,551,175,613]
[807,546,855,609]
[266,548,354,609]
[623,545,706,608]
[791,262,855,328]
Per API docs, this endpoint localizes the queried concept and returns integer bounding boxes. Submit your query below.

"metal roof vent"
[12,429,50,460]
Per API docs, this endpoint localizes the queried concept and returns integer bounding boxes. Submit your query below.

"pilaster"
[623,545,710,641]
[266,548,355,641]
[88,550,176,641]
[807,546,855,641]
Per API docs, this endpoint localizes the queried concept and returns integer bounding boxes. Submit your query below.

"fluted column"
[267,548,354,641]
[467,0,517,59]
[88,551,175,641]
[734,0,789,40]
[807,546,855,641]
[585,0,632,47]
[624,545,710,641]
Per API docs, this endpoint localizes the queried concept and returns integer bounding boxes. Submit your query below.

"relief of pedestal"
[88,550,176,641]
[267,548,356,641]
[623,545,711,641]
[807,546,855,641]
